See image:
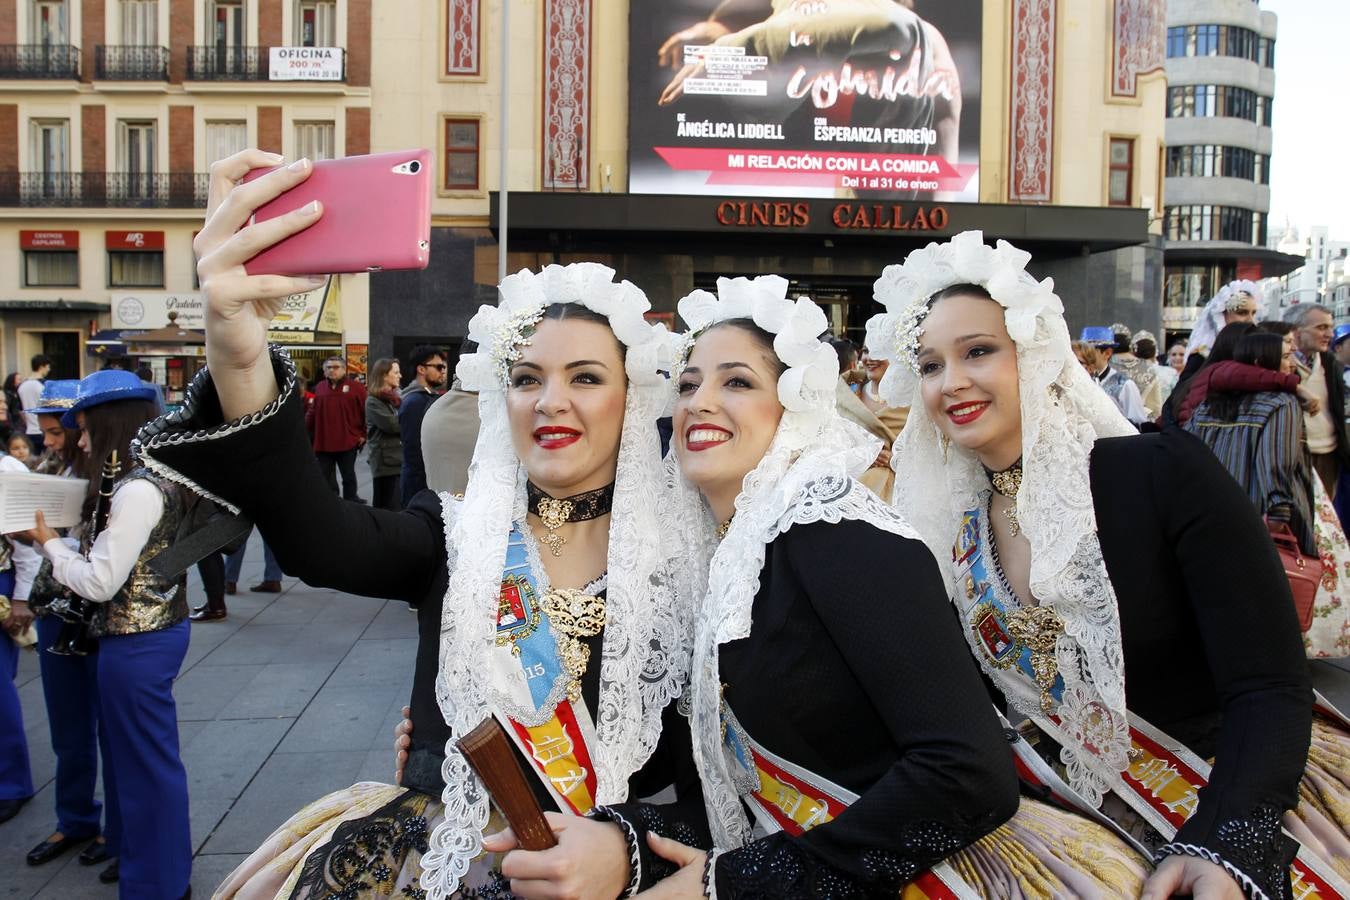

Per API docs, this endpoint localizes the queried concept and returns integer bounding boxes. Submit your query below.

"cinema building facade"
[367,0,1169,365]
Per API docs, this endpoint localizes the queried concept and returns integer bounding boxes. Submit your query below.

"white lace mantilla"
[869,231,1139,806]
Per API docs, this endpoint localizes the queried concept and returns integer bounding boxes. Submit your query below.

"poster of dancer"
[628,0,983,201]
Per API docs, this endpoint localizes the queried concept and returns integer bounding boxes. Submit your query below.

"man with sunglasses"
[398,345,448,505]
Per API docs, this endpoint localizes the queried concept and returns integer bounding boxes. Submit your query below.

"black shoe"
[189,607,228,622]
[225,581,237,595]
[98,859,119,883]
[249,581,282,593]
[26,832,93,865]
[0,796,29,824]
[78,838,110,866]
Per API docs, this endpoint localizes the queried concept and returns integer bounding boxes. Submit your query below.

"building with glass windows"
[0,0,373,392]
[363,0,1170,369]
[1162,0,1302,341]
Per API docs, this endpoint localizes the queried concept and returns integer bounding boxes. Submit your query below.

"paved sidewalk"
[3,469,417,899]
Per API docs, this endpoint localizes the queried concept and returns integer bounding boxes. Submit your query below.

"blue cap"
[1335,324,1350,347]
[27,379,80,417]
[1080,326,1116,346]
[62,370,159,428]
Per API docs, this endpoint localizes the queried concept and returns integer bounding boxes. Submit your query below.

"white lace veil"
[866,231,1138,807]
[673,276,924,848]
[419,263,693,898]
[1185,279,1265,357]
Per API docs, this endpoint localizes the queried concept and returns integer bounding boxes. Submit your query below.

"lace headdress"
[675,275,924,848]
[1185,279,1264,357]
[866,230,1137,806]
[420,263,693,897]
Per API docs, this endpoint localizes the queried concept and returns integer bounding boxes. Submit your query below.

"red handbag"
[1267,520,1320,632]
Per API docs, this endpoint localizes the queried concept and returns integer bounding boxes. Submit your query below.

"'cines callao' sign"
[715,200,951,232]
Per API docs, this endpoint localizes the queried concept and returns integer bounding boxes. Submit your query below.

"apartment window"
[296,0,336,46]
[444,118,480,191]
[116,120,157,202]
[24,251,78,287]
[1166,24,1265,62]
[294,121,336,161]
[120,0,158,45]
[30,119,69,174]
[28,119,70,200]
[1167,85,1267,123]
[1165,205,1262,244]
[210,0,245,51]
[31,0,69,44]
[205,121,248,165]
[108,231,165,287]
[1107,138,1133,207]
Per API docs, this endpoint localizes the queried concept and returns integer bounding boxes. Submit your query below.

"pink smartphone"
[241,149,432,276]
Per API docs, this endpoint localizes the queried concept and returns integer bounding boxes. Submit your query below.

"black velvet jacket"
[1089,429,1312,896]
[631,519,1020,898]
[136,353,703,890]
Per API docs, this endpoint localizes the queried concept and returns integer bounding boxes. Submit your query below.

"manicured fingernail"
[288,157,310,172]
[301,201,320,216]
[266,152,284,163]
[306,275,326,285]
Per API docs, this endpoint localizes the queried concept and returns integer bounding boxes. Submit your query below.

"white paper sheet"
[0,472,88,532]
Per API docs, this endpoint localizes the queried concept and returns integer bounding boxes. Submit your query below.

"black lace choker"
[526,481,615,557]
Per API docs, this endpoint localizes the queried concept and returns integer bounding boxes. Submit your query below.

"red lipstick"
[534,426,581,450]
[685,424,733,452]
[945,401,989,426]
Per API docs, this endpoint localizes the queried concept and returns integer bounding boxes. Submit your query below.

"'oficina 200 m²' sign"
[269,47,343,81]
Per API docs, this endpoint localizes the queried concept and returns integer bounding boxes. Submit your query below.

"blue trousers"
[35,614,121,848]
[98,622,191,900]
[225,532,282,583]
[0,627,33,802]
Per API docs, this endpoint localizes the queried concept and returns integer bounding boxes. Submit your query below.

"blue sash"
[494,526,567,711]
[952,505,1063,703]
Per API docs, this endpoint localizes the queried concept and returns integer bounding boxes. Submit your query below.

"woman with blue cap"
[21,379,125,879]
[15,369,192,900]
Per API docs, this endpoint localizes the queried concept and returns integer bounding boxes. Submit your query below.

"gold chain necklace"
[540,588,607,702]
[715,514,734,540]
[526,481,615,557]
[986,459,1023,537]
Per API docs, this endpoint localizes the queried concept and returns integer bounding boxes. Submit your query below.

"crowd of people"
[0,147,1347,900]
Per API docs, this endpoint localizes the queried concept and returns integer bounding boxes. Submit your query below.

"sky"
[1260,0,1350,241]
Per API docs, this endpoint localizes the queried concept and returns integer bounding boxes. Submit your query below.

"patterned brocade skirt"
[212,782,511,900]
[1288,716,1350,881]
[939,797,1151,899]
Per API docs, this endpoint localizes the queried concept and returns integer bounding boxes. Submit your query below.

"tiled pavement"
[3,462,1350,897]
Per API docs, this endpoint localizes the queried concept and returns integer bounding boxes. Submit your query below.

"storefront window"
[24,250,78,287]
[108,249,165,287]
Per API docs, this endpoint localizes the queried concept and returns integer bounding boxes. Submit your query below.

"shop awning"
[0,299,108,312]
[88,329,131,355]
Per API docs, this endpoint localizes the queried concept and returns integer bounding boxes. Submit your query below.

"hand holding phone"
[242,149,432,276]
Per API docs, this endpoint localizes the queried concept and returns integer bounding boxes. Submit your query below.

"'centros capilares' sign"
[628,0,982,201]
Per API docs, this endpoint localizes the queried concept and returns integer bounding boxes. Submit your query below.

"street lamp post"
[497,0,510,282]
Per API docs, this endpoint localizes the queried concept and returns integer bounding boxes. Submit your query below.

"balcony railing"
[186,46,268,81]
[0,44,81,79]
[0,172,209,208]
[96,45,169,80]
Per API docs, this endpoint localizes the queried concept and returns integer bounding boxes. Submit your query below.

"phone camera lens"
[408,160,421,174]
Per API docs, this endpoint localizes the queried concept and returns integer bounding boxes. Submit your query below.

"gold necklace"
[986,459,1023,537]
[540,588,607,702]
[715,514,734,540]
[526,481,615,557]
